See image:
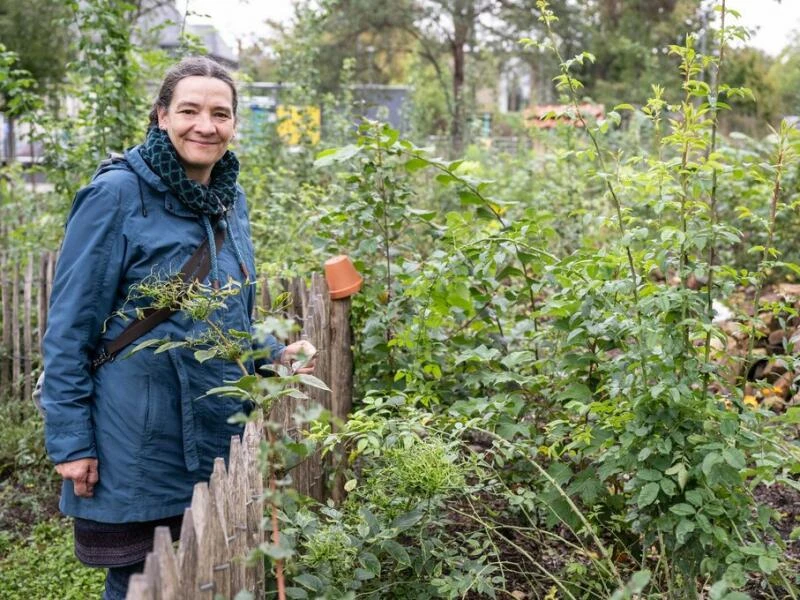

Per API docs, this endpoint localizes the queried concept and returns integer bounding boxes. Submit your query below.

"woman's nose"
[194,112,215,134]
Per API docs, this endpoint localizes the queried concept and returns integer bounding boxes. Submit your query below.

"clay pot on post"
[324,255,363,300]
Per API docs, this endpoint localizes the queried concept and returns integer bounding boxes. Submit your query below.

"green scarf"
[139,127,239,217]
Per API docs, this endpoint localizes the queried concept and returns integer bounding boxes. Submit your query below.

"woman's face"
[157,76,235,184]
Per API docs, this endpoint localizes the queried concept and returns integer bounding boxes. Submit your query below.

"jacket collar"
[124,146,197,219]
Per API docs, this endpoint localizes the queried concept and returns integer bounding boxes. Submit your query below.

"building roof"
[136,2,238,69]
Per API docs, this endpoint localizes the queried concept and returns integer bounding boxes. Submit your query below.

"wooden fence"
[126,415,266,600]
[0,251,56,403]
[126,273,355,599]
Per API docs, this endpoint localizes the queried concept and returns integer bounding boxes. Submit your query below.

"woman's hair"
[148,56,238,129]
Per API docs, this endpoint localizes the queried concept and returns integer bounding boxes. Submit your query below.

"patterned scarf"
[139,127,239,217]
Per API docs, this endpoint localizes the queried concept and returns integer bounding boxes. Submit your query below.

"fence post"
[152,526,180,599]
[126,574,153,600]
[244,415,265,598]
[38,251,49,353]
[191,482,215,598]
[23,255,33,402]
[302,273,331,500]
[328,294,354,504]
[209,458,232,598]
[228,436,247,595]
[11,262,20,401]
[177,508,199,600]
[1,255,10,393]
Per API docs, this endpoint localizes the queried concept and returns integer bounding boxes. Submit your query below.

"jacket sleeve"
[42,180,127,464]
[237,188,285,366]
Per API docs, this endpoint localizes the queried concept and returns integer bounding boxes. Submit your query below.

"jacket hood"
[122,146,169,193]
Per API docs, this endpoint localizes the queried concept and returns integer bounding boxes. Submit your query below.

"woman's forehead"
[171,76,234,108]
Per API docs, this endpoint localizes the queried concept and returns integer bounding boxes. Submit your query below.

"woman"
[42,57,315,599]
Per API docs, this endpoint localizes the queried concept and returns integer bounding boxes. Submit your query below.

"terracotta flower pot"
[324,255,363,300]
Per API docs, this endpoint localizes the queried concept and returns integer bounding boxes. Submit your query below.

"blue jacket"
[42,146,282,523]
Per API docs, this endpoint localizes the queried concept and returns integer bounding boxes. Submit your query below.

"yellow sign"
[276,105,321,145]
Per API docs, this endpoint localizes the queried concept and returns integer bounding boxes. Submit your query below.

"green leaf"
[758,555,779,574]
[360,551,381,575]
[669,503,695,516]
[675,519,695,545]
[702,452,722,477]
[354,568,375,580]
[313,144,360,167]
[294,573,323,592]
[660,478,677,496]
[721,593,750,600]
[637,468,663,482]
[194,348,218,363]
[558,382,592,403]
[381,539,410,565]
[297,373,331,391]
[260,542,293,560]
[638,482,660,508]
[285,588,308,599]
[629,570,651,592]
[126,337,167,355]
[153,340,187,354]
[722,447,746,470]
[205,385,250,399]
[391,509,424,531]
[404,157,429,172]
[458,189,482,205]
[685,489,703,506]
[344,479,357,492]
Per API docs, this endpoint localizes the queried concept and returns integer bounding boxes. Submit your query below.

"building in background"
[242,83,410,144]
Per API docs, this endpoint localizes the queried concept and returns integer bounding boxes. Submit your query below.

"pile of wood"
[713,283,800,413]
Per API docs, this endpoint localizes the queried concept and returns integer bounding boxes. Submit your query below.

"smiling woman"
[40,56,317,600]
[156,76,236,184]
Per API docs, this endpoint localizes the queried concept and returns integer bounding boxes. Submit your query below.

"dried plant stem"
[743,133,787,393]
[267,426,286,600]
[702,0,727,399]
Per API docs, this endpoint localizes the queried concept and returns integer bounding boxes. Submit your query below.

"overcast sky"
[186,0,800,57]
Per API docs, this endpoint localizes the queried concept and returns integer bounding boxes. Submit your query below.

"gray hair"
[148,56,238,129]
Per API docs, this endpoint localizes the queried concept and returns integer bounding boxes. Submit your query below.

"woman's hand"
[55,458,99,498]
[279,340,318,374]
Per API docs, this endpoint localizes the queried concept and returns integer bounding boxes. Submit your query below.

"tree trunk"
[449,1,473,157]
[3,115,16,163]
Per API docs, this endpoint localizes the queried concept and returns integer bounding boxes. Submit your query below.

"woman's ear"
[156,106,168,130]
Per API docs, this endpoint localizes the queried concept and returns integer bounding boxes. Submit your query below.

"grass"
[0,397,104,598]
[0,517,105,599]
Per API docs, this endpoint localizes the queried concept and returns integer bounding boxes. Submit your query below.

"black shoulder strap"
[92,226,226,370]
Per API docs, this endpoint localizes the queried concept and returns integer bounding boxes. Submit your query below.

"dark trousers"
[102,560,144,600]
